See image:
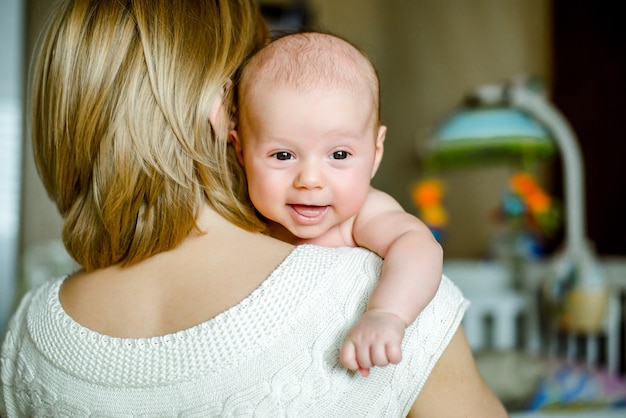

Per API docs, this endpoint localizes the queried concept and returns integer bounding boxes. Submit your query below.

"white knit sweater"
[1,245,468,417]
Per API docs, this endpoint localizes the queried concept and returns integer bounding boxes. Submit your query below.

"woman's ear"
[208,80,233,131]
[208,90,225,130]
[208,99,223,130]
[371,125,386,178]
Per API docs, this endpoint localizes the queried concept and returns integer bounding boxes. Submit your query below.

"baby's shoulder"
[362,187,403,211]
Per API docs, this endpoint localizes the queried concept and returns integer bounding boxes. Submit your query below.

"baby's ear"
[371,125,387,178]
[230,129,245,166]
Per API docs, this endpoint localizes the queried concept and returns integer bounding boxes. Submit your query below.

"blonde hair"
[31,0,268,271]
[238,32,381,126]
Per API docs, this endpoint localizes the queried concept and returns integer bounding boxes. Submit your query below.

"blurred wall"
[20,0,552,264]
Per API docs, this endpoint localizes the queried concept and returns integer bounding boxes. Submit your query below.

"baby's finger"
[386,342,403,364]
[340,341,359,370]
[370,343,389,367]
[355,345,373,371]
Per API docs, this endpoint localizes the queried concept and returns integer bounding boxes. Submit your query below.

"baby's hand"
[339,310,406,377]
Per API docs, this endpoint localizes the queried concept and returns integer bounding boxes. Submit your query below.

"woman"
[0,0,506,416]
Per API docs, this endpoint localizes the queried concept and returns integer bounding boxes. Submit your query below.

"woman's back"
[1,241,468,416]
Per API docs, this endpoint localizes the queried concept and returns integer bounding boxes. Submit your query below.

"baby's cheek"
[247,181,278,216]
[337,185,370,217]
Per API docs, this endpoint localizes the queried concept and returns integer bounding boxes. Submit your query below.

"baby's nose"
[294,161,324,189]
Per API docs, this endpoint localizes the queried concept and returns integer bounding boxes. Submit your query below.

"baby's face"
[235,85,384,241]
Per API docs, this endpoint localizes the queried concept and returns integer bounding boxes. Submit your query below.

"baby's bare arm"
[340,188,443,375]
[353,188,443,325]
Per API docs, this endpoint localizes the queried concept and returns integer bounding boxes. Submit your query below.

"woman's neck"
[59,203,294,338]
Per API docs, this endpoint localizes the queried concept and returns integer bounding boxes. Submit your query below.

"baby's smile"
[288,204,329,224]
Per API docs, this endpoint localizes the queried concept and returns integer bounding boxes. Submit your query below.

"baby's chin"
[268,222,334,246]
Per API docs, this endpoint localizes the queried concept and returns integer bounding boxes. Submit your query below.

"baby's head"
[233,32,386,243]
[237,31,380,130]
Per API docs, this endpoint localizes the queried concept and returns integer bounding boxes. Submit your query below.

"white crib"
[446,259,623,368]
[463,287,622,374]
[445,259,625,416]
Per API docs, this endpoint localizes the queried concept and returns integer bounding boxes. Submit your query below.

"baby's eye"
[272,151,293,161]
[331,151,349,160]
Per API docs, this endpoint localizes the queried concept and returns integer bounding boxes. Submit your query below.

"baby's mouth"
[289,204,329,224]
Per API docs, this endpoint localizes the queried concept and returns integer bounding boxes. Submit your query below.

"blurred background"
[1,0,625,414]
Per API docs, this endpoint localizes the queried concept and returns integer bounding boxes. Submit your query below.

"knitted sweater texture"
[1,245,468,417]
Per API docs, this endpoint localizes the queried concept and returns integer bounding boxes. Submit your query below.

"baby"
[232,32,443,376]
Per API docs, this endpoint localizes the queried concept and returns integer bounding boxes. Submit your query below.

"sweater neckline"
[28,244,344,387]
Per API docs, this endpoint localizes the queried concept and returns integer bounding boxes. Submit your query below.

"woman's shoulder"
[1,276,64,362]
[287,243,381,263]
[282,245,465,310]
[281,245,467,320]
[284,244,383,277]
[278,244,384,296]
[4,276,64,329]
[265,244,384,310]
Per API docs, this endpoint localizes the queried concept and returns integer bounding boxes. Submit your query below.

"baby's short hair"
[238,31,380,122]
